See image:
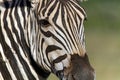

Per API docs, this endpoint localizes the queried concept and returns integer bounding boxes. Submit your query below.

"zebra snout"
[62,54,95,80]
[51,54,71,79]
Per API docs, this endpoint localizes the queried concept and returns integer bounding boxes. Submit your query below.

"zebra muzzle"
[62,54,95,80]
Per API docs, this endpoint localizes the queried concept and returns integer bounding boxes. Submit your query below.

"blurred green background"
[48,0,120,80]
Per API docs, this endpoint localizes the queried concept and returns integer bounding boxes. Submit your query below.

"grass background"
[48,0,120,80]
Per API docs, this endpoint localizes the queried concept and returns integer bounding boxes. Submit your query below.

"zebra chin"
[56,54,95,80]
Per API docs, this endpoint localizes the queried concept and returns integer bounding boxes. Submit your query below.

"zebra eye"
[39,19,50,27]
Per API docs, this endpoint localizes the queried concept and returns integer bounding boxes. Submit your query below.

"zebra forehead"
[39,0,87,20]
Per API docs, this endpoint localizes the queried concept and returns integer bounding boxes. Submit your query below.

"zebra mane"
[0,0,31,9]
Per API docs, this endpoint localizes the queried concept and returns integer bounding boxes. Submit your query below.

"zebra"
[0,0,95,80]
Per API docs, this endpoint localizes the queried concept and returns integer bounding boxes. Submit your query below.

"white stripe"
[1,10,17,80]
[1,2,39,80]
[11,7,21,39]
[13,51,29,80]
[11,28,39,80]
[0,72,4,80]
[18,7,24,29]
[44,0,56,18]
[0,44,17,80]
[69,1,85,19]
[5,61,17,80]
[13,6,40,80]
[64,6,75,54]
[26,61,40,80]
[18,46,40,80]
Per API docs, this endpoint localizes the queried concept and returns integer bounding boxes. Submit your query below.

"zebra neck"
[29,52,50,78]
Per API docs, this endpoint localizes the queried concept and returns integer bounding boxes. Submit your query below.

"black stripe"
[41,38,51,69]
[51,4,68,51]
[2,3,36,80]
[9,2,32,72]
[1,0,47,79]
[40,38,46,68]
[0,5,12,80]
[30,38,50,78]
[67,4,79,49]
[61,4,77,50]
[69,0,86,17]
[40,22,67,51]
[29,52,50,78]
[13,4,37,80]
[2,9,25,80]
[47,0,58,16]
[0,30,23,80]
[77,14,82,33]
[0,53,12,80]
[68,1,82,30]
[61,4,73,41]
[53,54,67,64]
[65,4,79,49]
[20,0,26,28]
[55,30,70,52]
[1,25,35,80]
[38,0,46,13]
[46,45,62,54]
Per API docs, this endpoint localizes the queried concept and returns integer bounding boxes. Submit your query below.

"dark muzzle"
[63,54,95,80]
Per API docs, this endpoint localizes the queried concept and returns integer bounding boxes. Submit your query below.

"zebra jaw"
[52,54,95,80]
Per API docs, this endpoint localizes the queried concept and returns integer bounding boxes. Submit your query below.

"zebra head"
[29,0,95,80]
